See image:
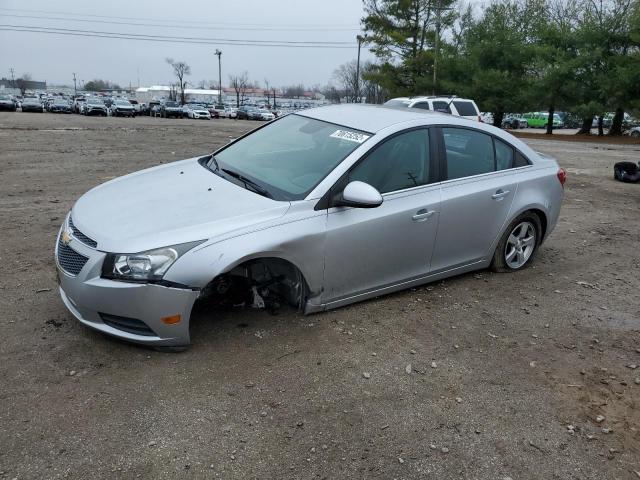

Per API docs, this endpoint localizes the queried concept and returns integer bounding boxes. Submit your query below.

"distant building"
[135,85,220,104]
[0,77,46,91]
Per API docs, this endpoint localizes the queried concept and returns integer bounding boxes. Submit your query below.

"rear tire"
[491,212,542,273]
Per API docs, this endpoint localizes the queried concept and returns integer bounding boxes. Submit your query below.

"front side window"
[412,102,431,110]
[349,129,431,194]
[210,114,370,200]
[443,128,494,180]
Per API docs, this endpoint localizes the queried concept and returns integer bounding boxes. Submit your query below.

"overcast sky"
[0,0,374,89]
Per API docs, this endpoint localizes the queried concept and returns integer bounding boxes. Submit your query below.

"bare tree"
[333,61,361,103]
[15,73,32,96]
[166,58,191,105]
[229,72,249,107]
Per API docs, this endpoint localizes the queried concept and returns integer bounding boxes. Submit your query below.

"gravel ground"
[1,112,639,479]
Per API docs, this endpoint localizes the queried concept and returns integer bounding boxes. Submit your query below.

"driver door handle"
[492,189,510,200]
[412,209,435,221]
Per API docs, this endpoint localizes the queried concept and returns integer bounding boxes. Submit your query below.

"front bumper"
[55,230,199,347]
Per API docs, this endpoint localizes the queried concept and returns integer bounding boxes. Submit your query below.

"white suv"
[384,96,481,121]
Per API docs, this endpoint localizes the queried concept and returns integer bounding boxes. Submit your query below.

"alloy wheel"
[504,221,536,269]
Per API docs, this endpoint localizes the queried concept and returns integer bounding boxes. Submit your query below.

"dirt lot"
[1,112,639,479]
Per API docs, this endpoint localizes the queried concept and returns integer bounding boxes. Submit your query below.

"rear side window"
[412,102,431,110]
[452,101,478,117]
[495,139,514,170]
[432,101,452,114]
[443,128,494,180]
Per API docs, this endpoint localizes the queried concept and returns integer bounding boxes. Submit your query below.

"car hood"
[71,157,290,253]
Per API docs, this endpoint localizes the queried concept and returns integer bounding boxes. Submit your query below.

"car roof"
[297,104,470,133]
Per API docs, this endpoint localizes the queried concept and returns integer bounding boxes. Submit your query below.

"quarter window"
[452,101,478,117]
[349,129,431,194]
[495,138,514,170]
[443,128,495,180]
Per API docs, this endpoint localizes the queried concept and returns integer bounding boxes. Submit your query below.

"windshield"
[208,114,370,201]
[116,100,131,105]
[165,101,178,107]
[24,99,40,104]
[384,99,410,108]
[88,99,104,105]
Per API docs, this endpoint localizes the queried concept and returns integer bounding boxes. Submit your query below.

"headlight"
[101,240,204,282]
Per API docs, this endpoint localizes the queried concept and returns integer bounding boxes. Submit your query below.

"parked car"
[160,101,182,118]
[258,109,275,121]
[522,112,564,129]
[224,107,238,119]
[183,104,211,120]
[206,104,225,118]
[21,97,44,113]
[237,105,263,120]
[111,99,136,117]
[129,100,147,115]
[73,97,86,114]
[501,115,528,129]
[55,104,565,348]
[83,98,109,116]
[49,98,73,113]
[0,94,17,111]
[384,96,481,121]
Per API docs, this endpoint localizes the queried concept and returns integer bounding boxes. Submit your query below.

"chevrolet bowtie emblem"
[61,230,72,245]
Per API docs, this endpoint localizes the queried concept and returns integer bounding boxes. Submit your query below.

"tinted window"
[412,102,431,110]
[443,128,494,180]
[349,129,431,194]
[495,139,514,170]
[432,101,452,114]
[514,151,530,167]
[452,101,478,116]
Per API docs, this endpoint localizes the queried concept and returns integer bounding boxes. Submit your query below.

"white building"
[135,86,221,104]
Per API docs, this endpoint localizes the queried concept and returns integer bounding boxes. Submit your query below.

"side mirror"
[336,181,383,209]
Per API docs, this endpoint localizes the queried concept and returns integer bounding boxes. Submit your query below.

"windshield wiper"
[221,168,273,199]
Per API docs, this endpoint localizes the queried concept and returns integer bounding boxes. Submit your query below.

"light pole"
[215,49,222,106]
[355,35,365,103]
[73,72,77,98]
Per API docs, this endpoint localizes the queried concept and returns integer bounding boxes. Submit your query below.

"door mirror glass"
[338,181,383,208]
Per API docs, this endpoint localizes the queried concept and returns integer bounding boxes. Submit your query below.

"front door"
[323,128,441,304]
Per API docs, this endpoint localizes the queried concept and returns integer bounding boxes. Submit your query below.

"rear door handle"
[491,189,510,200]
[412,209,435,221]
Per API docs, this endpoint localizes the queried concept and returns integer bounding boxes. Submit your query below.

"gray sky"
[0,0,373,89]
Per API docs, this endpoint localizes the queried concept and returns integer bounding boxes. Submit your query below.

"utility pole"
[9,68,15,88]
[432,2,453,95]
[73,72,77,98]
[355,35,365,103]
[215,49,222,106]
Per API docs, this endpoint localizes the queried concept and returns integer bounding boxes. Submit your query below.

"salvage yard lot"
[1,112,639,479]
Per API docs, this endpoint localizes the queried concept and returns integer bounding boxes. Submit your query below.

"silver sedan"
[55,105,565,348]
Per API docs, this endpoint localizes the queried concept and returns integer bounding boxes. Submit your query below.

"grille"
[69,217,97,248]
[57,235,89,276]
[99,313,156,337]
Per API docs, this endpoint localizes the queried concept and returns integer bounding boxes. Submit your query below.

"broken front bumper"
[56,231,199,347]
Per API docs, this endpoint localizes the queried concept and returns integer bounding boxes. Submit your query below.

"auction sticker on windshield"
[330,130,370,144]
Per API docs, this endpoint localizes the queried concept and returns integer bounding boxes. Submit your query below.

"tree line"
[353,0,640,135]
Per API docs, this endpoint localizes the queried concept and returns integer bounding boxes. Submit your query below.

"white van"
[384,96,482,122]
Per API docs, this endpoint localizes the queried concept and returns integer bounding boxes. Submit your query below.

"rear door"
[430,127,519,272]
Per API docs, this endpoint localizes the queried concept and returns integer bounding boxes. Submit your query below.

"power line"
[0,25,357,48]
[0,7,358,29]
[0,13,360,32]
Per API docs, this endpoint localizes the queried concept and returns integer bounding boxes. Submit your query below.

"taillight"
[557,168,567,187]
